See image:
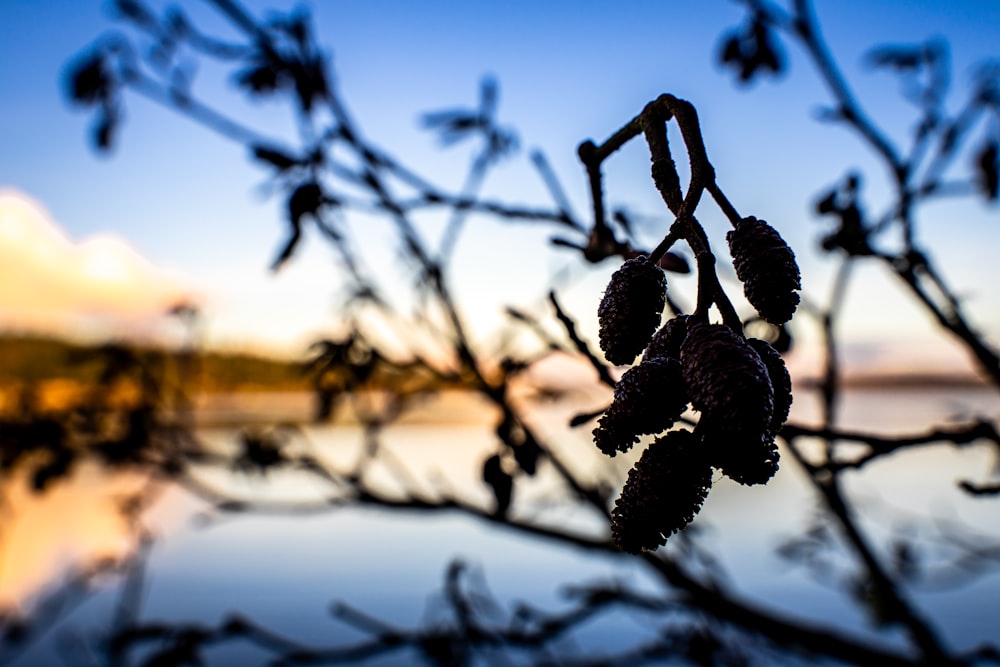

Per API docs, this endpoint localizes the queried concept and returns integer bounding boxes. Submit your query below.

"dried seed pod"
[747,338,792,436]
[598,256,667,365]
[592,358,688,456]
[681,322,773,436]
[727,216,801,324]
[611,430,712,553]
[702,427,780,486]
[612,358,688,435]
[644,315,690,362]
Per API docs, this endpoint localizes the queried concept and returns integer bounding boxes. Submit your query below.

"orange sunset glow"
[0,465,145,609]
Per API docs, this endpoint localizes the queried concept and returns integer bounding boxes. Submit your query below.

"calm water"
[2,387,999,665]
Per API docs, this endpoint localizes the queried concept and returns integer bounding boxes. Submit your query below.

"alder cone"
[702,428,780,486]
[598,256,667,365]
[611,430,712,553]
[680,322,773,436]
[747,338,792,436]
[592,358,688,456]
[611,358,688,435]
[644,315,690,362]
[727,217,801,324]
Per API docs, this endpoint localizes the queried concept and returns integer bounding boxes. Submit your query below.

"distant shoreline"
[794,373,990,389]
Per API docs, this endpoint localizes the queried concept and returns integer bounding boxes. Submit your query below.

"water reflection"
[0,464,138,608]
[1,386,999,665]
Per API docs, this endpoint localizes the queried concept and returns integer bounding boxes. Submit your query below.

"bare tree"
[1,1,998,665]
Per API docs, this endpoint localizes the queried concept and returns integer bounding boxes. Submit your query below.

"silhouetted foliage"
[3,1,998,666]
[718,11,785,84]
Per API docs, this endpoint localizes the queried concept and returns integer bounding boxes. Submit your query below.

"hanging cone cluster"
[727,216,801,325]
[597,256,667,365]
[596,314,794,552]
[591,211,797,551]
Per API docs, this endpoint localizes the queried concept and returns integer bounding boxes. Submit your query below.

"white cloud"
[0,188,195,340]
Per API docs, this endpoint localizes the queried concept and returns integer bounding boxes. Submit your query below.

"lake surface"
[2,386,998,665]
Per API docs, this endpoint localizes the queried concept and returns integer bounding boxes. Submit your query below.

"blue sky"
[0,0,998,375]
